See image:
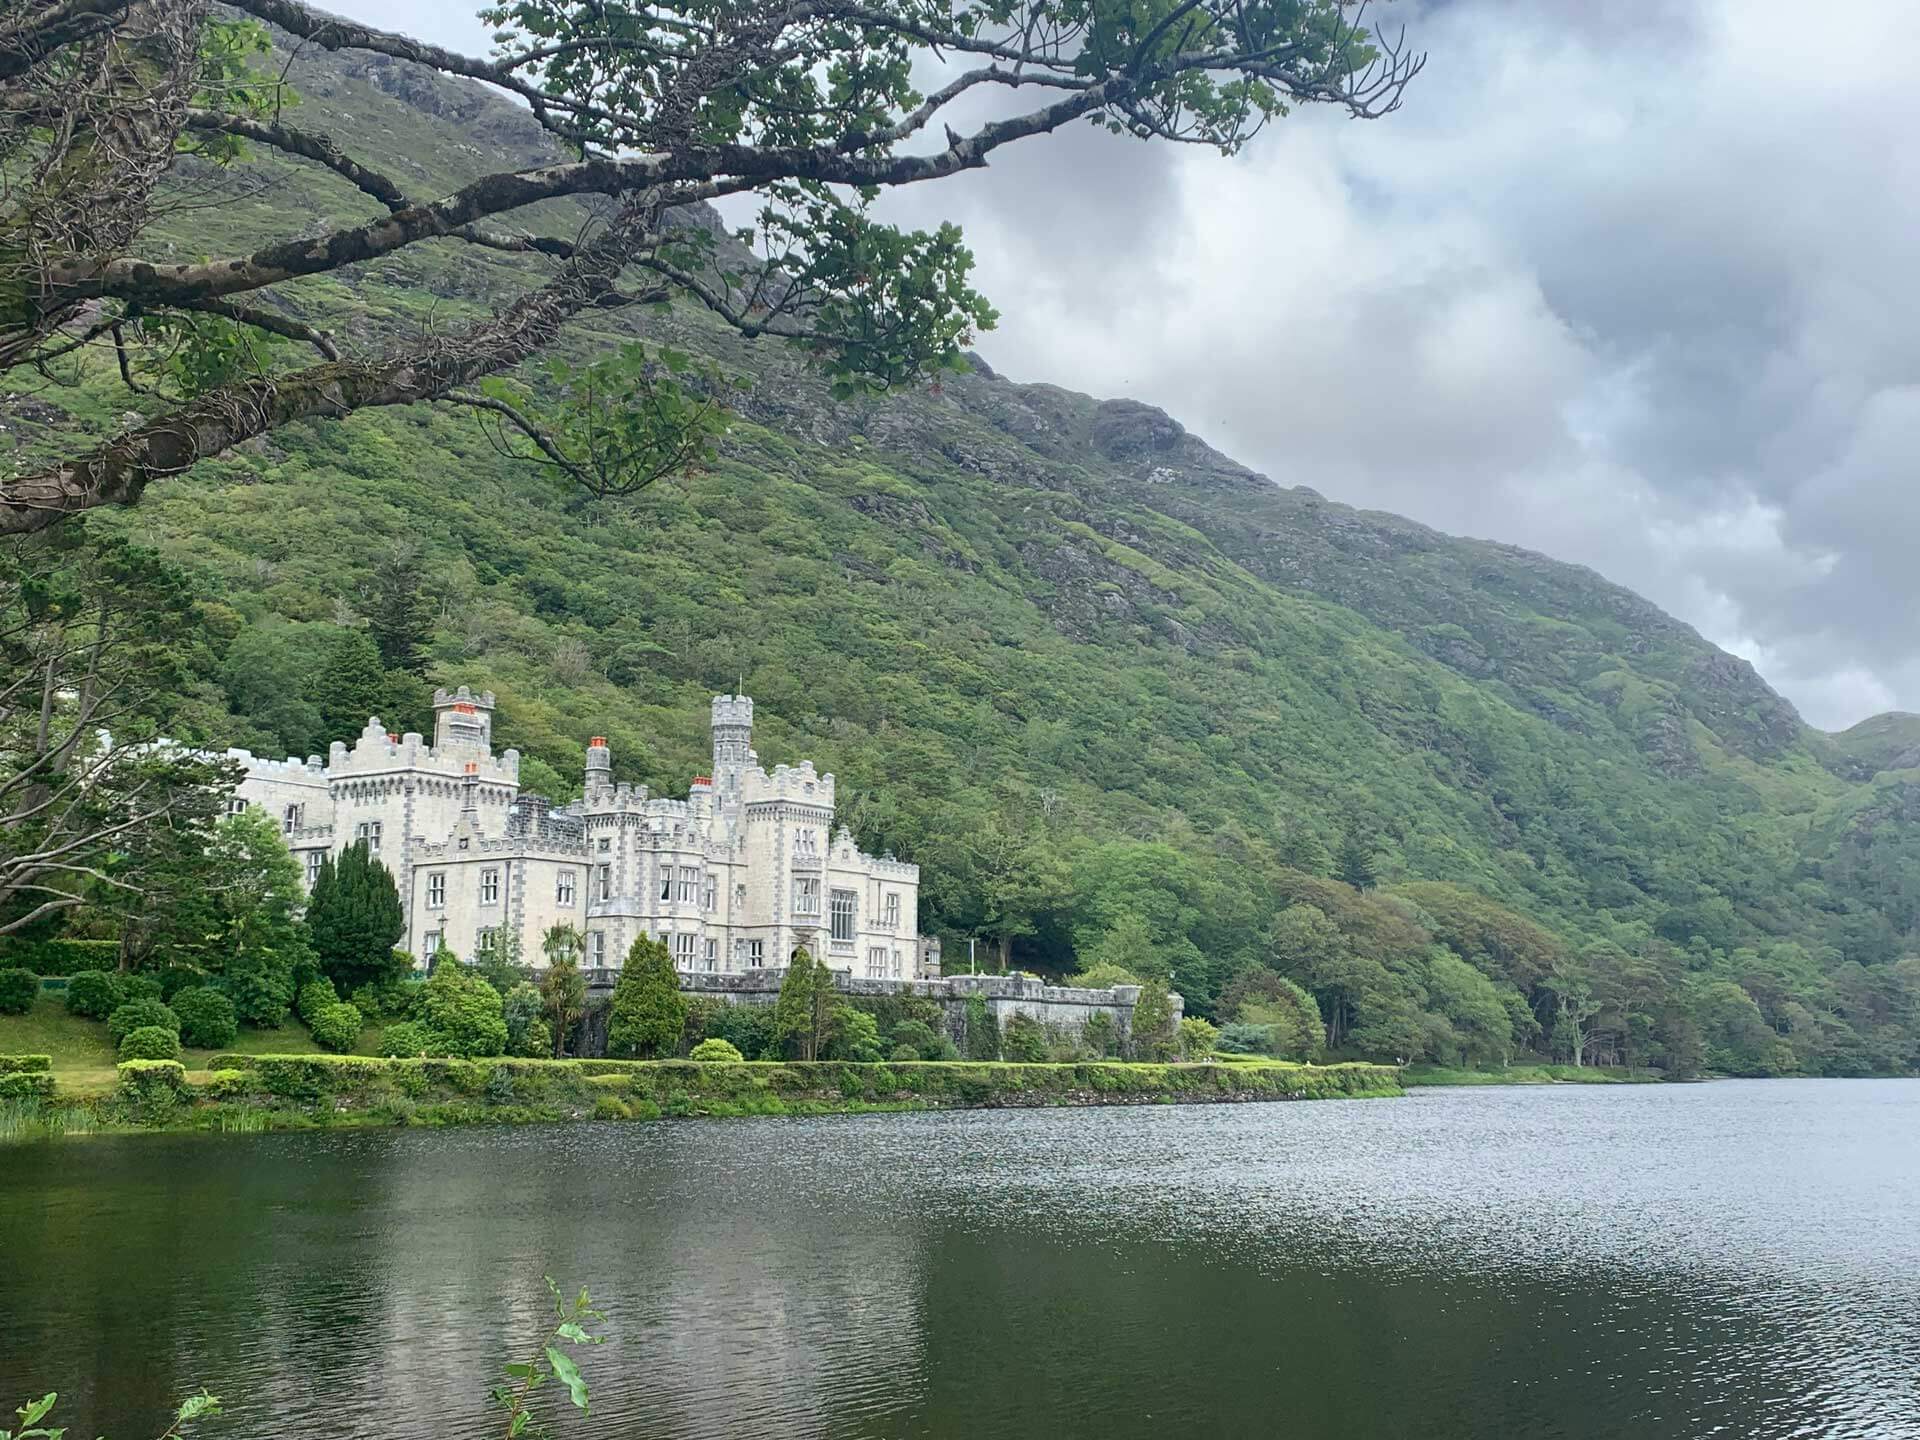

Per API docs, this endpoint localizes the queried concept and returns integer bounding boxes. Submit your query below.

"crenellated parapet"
[329,717,520,786]
[742,759,835,807]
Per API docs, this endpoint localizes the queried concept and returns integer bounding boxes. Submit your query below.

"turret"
[433,686,495,754]
[585,736,612,802]
[710,693,754,799]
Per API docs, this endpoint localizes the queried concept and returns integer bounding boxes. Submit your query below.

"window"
[596,864,611,902]
[884,892,901,931]
[794,876,821,915]
[796,828,816,855]
[677,867,698,902]
[226,797,247,816]
[480,869,500,904]
[830,888,857,943]
[672,933,697,967]
[355,820,382,854]
[704,938,718,971]
[477,927,499,955]
[892,948,904,979]
[703,875,717,912]
[660,869,672,901]
[557,870,576,906]
[304,850,322,884]
[866,946,887,979]
[596,837,611,854]
[282,803,303,834]
[734,883,747,906]
[422,929,442,957]
[747,939,764,968]
[589,931,606,966]
[427,872,446,908]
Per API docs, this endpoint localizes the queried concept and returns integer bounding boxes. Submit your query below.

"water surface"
[2,1080,1916,1438]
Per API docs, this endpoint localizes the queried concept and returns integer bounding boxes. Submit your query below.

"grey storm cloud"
[340,0,1920,729]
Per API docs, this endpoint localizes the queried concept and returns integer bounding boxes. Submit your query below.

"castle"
[229,688,936,978]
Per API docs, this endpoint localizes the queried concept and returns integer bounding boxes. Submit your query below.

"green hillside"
[6,23,1917,1075]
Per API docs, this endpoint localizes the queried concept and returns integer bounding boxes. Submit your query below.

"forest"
[3,5,1919,1080]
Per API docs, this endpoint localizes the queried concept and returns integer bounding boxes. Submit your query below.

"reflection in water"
[1,1081,1916,1439]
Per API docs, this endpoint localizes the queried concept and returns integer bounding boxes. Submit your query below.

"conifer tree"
[774,947,832,1060]
[540,925,587,1058]
[1337,833,1379,892]
[317,630,392,740]
[306,840,405,992]
[364,543,435,673]
[606,935,686,1058]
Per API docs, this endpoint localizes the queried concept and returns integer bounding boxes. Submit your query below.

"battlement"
[226,748,327,782]
[329,718,520,784]
[742,759,835,806]
[433,686,496,711]
[710,693,753,731]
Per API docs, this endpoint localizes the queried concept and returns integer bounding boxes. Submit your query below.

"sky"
[341,0,1920,731]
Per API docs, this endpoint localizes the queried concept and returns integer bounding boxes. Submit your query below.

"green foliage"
[1081,1010,1118,1058]
[488,1277,605,1439]
[1128,983,1174,1061]
[4,1388,220,1440]
[539,943,588,1058]
[0,1073,55,1099]
[306,841,406,993]
[308,1002,363,1053]
[1215,1022,1276,1055]
[963,994,1000,1061]
[1001,1012,1049,1063]
[1179,1017,1220,1059]
[107,999,180,1045]
[823,1006,885,1062]
[772,948,832,1061]
[1070,962,1143,989]
[416,965,509,1057]
[119,975,164,1004]
[171,987,239,1049]
[118,1025,182,1061]
[705,1002,778,1061]
[606,937,686,1059]
[0,940,117,976]
[886,1018,944,1060]
[0,1055,51,1074]
[297,978,339,1024]
[1337,834,1379,891]
[377,1021,438,1057]
[502,982,549,1057]
[0,970,37,1015]
[688,1038,745,1063]
[1220,969,1323,1060]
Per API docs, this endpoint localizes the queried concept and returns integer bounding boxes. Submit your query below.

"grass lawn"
[0,994,376,1096]
[1402,1062,1662,1086]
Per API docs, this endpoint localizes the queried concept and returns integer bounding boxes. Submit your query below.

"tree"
[1336,833,1378,892]
[772,947,832,1061]
[1129,980,1174,1060]
[415,962,508,1056]
[362,542,435,673]
[1218,969,1322,1060]
[305,840,405,992]
[924,810,1068,970]
[606,935,685,1058]
[0,530,237,935]
[539,925,587,1057]
[0,0,1418,535]
[316,631,392,743]
[502,981,550,1057]
[187,809,311,1025]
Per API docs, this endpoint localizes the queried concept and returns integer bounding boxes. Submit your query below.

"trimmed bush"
[0,1054,52,1074]
[119,974,164,1004]
[688,1038,745,1063]
[0,938,117,976]
[0,968,39,1015]
[65,969,125,1019]
[155,967,206,1001]
[309,1001,363,1053]
[119,1025,182,1061]
[297,978,340,1024]
[0,1072,55,1099]
[1180,1017,1221,1060]
[171,987,239,1049]
[107,998,180,1044]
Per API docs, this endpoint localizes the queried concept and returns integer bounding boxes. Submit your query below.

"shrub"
[1180,1017,1221,1060]
[119,974,164,1004]
[119,1025,182,1061]
[502,982,548,1057]
[707,1002,778,1061]
[0,968,39,1014]
[377,1020,439,1057]
[309,1001,363,1053]
[688,1037,745,1063]
[0,1072,54,1099]
[888,1018,942,1059]
[607,937,686,1059]
[65,968,125,1019]
[155,967,205,1000]
[0,938,117,975]
[823,1006,885,1062]
[1082,1010,1118,1058]
[349,976,417,1022]
[0,1054,52,1074]
[1002,1013,1049,1063]
[116,1059,187,1124]
[964,994,1000,1061]
[1071,962,1143,990]
[108,998,180,1044]
[297,978,340,1023]
[1215,1022,1275,1055]
[888,1043,919,1062]
[171,987,239,1049]
[415,963,507,1057]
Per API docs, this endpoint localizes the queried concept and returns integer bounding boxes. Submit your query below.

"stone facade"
[230,688,932,977]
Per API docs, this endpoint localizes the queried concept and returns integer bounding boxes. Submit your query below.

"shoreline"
[2,1055,1405,1141]
[1402,1063,1666,1087]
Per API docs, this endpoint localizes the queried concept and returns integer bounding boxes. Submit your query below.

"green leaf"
[545,1347,590,1412]
[175,1391,221,1423]
[509,1412,530,1436]
[15,1399,54,1431]
[502,1362,536,1379]
[553,1322,591,1344]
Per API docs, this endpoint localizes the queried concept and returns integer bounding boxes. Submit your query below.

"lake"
[2,1080,1916,1439]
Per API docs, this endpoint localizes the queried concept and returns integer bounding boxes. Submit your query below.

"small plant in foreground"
[5,1388,220,1440]
[489,1278,605,1439]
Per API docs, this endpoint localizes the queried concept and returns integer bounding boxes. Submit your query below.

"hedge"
[0,968,38,1015]
[0,1054,52,1075]
[0,1073,55,1099]
[0,939,119,976]
[118,1026,182,1061]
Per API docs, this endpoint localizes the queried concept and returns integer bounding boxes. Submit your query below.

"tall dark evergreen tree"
[306,840,405,992]
[606,935,686,1058]
[1337,834,1379,892]
[363,544,434,674]
[317,630,392,740]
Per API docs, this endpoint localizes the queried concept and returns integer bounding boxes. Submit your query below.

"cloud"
[337,0,1920,729]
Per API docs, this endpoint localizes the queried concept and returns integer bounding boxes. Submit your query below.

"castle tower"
[433,686,495,754]
[585,736,613,803]
[711,694,754,799]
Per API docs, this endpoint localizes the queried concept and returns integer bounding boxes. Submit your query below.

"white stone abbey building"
[229,687,934,979]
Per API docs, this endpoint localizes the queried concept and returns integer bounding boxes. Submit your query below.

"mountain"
[8,18,1917,1074]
